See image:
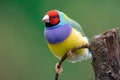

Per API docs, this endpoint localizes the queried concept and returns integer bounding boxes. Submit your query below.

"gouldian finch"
[42,10,91,73]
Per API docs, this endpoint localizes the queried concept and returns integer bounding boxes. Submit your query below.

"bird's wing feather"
[68,18,85,37]
[61,12,85,37]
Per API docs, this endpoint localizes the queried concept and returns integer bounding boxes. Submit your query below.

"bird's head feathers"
[42,10,69,28]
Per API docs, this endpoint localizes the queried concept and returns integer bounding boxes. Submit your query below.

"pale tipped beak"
[42,15,49,23]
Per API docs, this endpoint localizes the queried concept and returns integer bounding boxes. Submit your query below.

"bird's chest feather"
[45,26,87,59]
[44,23,72,44]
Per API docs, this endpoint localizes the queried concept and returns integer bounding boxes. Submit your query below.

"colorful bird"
[42,10,91,74]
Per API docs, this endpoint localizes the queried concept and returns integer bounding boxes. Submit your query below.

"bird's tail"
[67,49,92,63]
[84,49,92,60]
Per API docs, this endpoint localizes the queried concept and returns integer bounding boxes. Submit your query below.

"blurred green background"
[0,0,120,80]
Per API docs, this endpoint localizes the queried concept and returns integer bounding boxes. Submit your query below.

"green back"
[61,12,86,37]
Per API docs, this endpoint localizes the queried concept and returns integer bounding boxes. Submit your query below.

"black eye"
[52,16,56,19]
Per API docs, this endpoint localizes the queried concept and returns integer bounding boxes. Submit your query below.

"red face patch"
[46,10,59,25]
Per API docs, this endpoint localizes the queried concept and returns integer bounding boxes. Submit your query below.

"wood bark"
[90,29,120,80]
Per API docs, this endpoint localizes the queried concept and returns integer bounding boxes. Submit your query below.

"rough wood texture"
[90,29,120,80]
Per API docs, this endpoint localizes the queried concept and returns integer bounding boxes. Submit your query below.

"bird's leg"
[55,62,63,74]
[55,49,73,74]
[67,49,74,57]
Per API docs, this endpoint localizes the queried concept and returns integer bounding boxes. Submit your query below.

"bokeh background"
[0,0,120,80]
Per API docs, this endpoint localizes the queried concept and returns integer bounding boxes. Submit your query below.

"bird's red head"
[42,10,60,27]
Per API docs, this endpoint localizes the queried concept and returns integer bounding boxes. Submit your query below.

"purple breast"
[44,23,72,44]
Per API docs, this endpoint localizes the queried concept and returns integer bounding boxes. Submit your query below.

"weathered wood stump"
[90,29,120,80]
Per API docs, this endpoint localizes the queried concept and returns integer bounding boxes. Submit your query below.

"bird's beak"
[42,15,49,23]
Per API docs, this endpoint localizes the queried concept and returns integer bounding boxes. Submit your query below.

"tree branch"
[55,44,89,80]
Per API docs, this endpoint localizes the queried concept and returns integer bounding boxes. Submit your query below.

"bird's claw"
[55,50,73,74]
[67,49,73,57]
[55,62,63,74]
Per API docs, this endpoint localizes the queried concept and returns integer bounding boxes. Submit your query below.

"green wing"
[68,18,85,37]
[61,12,85,37]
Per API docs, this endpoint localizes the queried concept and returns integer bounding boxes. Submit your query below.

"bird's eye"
[52,16,56,19]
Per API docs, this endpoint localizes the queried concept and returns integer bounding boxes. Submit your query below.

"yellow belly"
[47,28,88,59]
